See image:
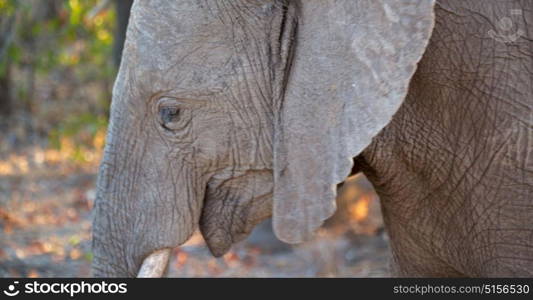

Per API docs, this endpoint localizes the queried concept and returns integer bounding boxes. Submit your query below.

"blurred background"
[0,0,389,277]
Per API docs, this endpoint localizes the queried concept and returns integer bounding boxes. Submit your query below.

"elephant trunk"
[91,94,204,277]
[91,136,202,277]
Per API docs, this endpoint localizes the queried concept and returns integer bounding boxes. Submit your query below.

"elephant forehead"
[126,0,283,92]
[128,1,281,64]
[127,1,231,85]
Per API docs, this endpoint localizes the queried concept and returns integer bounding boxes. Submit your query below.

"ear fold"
[273,0,436,243]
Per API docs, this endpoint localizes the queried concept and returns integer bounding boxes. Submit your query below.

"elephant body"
[92,0,533,277]
[357,1,533,276]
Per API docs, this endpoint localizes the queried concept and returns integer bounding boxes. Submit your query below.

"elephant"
[92,0,533,277]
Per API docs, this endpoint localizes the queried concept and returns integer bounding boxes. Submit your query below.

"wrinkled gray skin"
[92,0,533,277]
[356,1,533,276]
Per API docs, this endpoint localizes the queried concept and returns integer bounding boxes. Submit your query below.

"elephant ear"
[273,0,436,243]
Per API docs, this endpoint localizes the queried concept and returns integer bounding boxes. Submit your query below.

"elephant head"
[92,0,436,277]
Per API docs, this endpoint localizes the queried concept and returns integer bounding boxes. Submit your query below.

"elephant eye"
[155,96,195,133]
[159,106,183,131]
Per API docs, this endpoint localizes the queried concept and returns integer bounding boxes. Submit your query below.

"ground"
[0,141,389,277]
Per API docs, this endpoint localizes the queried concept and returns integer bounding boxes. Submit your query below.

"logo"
[488,9,524,43]
[3,281,20,297]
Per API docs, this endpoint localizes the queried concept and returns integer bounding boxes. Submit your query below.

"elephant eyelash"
[151,92,209,107]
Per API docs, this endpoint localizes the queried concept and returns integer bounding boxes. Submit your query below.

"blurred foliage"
[2,0,115,77]
[48,113,107,164]
[1,0,117,164]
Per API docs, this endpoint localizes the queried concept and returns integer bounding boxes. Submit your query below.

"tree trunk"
[113,0,134,68]
[0,11,16,117]
[0,64,10,116]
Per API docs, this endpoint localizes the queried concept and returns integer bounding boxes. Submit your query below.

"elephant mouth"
[200,169,274,257]
[136,169,274,277]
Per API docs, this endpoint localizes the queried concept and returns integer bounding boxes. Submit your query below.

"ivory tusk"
[137,248,172,278]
